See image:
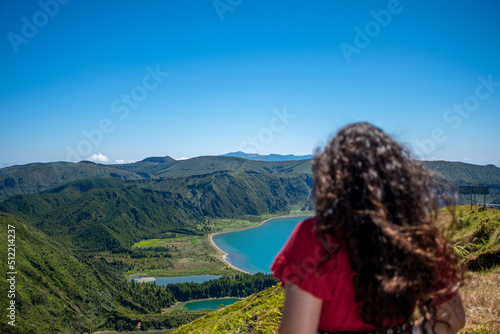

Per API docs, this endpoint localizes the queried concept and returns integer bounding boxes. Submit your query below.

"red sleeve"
[270,217,340,300]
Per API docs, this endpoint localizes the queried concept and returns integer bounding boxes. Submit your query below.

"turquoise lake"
[212,216,309,274]
[183,298,242,311]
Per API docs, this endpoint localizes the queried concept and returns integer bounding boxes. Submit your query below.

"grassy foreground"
[452,206,500,270]
[460,267,500,333]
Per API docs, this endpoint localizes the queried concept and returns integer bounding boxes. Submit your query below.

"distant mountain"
[221,151,313,161]
[422,161,500,204]
[0,156,313,201]
[0,156,499,204]
[141,156,176,163]
[110,156,178,178]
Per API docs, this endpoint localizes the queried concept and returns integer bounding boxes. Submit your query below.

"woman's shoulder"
[275,216,341,267]
[284,217,318,250]
[271,216,350,299]
[293,216,317,235]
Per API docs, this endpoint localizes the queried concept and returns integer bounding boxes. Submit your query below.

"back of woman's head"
[313,122,463,332]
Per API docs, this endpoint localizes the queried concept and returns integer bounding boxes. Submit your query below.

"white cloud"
[86,152,110,163]
[463,157,472,161]
[178,157,189,160]
[115,159,136,164]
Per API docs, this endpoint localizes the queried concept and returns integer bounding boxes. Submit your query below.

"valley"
[0,156,499,333]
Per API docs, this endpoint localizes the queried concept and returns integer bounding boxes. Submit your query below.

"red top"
[271,217,376,332]
[271,217,459,332]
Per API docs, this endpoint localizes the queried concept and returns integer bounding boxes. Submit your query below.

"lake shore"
[209,232,251,274]
[208,214,312,274]
[135,276,156,283]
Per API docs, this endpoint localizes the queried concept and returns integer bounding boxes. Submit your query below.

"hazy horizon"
[1,151,498,170]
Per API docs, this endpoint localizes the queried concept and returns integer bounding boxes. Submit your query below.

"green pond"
[183,298,241,311]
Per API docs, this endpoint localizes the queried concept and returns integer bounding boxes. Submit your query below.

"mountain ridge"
[221,151,313,161]
[1,156,499,204]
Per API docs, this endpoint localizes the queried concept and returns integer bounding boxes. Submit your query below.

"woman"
[271,122,465,334]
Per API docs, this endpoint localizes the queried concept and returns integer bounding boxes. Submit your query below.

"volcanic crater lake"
[211,216,309,274]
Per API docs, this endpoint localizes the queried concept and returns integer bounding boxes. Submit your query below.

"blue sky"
[1,0,499,166]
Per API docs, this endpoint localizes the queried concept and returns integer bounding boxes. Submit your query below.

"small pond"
[183,298,242,311]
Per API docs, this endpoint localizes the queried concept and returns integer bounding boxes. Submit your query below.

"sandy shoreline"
[134,276,156,283]
[209,232,251,274]
[208,215,311,274]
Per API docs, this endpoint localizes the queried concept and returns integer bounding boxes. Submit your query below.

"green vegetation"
[171,284,284,334]
[132,235,188,248]
[0,160,141,201]
[0,212,278,333]
[451,206,500,270]
[165,273,278,301]
[124,233,240,279]
[191,236,199,246]
[424,161,500,204]
[0,212,203,333]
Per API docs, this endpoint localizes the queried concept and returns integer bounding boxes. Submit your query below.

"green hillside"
[0,178,192,251]
[423,161,500,204]
[0,211,284,333]
[0,212,223,333]
[452,206,500,270]
[0,171,313,251]
[0,161,141,201]
[0,212,113,333]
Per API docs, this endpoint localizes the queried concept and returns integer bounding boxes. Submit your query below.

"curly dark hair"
[313,122,464,333]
